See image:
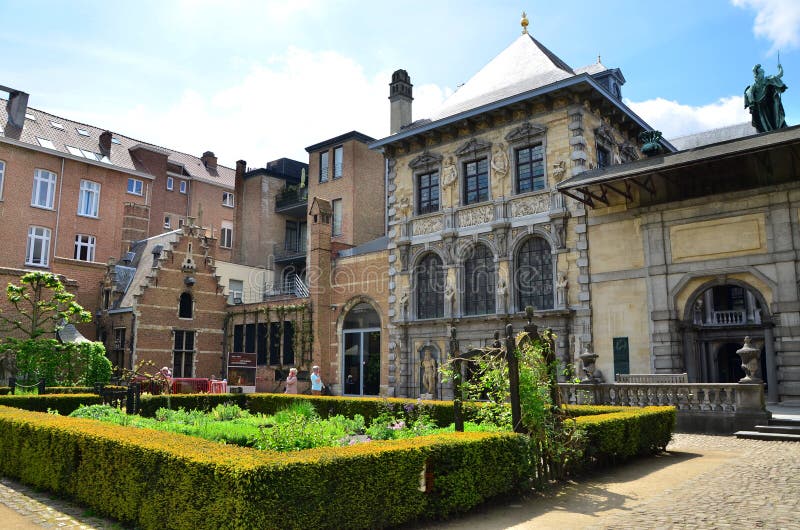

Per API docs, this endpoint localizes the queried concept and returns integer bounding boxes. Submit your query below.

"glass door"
[342,329,380,396]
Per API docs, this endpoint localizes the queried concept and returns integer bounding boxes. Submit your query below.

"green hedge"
[138,393,248,417]
[0,387,10,395]
[0,405,529,530]
[45,386,95,394]
[574,406,675,466]
[0,394,102,414]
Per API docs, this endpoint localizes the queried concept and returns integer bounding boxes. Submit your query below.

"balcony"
[275,185,308,217]
[273,242,307,264]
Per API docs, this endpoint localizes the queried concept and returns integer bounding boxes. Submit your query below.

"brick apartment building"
[0,85,237,339]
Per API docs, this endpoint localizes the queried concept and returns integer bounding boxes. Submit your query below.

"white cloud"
[732,0,800,53]
[626,96,751,139]
[77,47,450,167]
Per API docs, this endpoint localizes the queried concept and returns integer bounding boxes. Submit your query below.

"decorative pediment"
[505,122,547,144]
[619,142,639,163]
[408,151,443,170]
[454,138,492,159]
[595,124,616,147]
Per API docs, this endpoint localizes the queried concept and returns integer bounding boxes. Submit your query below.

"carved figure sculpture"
[556,273,568,308]
[745,63,788,133]
[397,196,411,219]
[444,277,456,315]
[421,349,437,396]
[491,143,509,195]
[442,156,458,207]
[399,289,409,320]
[496,278,508,313]
[552,160,566,181]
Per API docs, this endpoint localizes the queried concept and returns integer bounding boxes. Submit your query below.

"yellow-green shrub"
[0,405,529,530]
[138,393,247,416]
[0,393,101,414]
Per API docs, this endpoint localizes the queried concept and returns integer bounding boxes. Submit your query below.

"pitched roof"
[117,230,182,308]
[0,100,236,189]
[431,33,574,120]
[668,122,758,151]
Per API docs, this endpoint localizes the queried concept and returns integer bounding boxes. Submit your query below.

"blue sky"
[1,0,798,165]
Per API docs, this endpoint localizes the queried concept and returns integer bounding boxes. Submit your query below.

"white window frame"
[78,180,101,218]
[179,180,187,194]
[166,176,174,191]
[0,160,5,200]
[220,222,233,248]
[332,198,343,236]
[319,151,329,182]
[333,146,344,178]
[127,178,143,196]
[74,234,96,262]
[32,169,57,209]
[164,215,171,229]
[228,279,244,304]
[26,226,51,267]
[222,191,234,208]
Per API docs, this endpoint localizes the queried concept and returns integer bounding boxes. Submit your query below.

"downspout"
[129,311,138,370]
[222,312,231,379]
[52,157,65,263]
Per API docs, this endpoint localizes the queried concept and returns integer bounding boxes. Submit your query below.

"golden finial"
[521,11,529,34]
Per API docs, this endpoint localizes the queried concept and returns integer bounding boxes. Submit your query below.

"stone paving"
[0,434,798,529]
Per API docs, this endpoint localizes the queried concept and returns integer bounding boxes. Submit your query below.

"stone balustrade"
[559,382,769,434]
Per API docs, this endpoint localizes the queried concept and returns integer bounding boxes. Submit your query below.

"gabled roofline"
[369,74,675,152]
[0,135,156,180]
[306,130,376,153]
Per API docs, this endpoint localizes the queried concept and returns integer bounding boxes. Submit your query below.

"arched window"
[515,237,553,311]
[343,302,381,396]
[179,292,193,319]
[416,254,444,319]
[463,244,495,315]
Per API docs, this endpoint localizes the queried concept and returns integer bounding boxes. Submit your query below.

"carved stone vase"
[737,336,763,383]
[579,349,600,383]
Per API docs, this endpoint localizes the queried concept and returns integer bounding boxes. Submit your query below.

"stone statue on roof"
[745,62,788,133]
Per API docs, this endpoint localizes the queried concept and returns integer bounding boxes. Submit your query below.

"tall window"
[179,180,187,194]
[417,171,440,214]
[26,226,51,266]
[74,234,96,262]
[173,330,194,377]
[32,169,56,209]
[416,254,444,319]
[127,178,143,196]
[319,151,329,182]
[164,216,171,229]
[597,145,610,169]
[516,144,545,193]
[220,221,233,248]
[78,180,100,217]
[228,279,243,304]
[332,199,343,236]
[464,244,496,315]
[222,191,234,207]
[179,292,193,319]
[111,328,126,368]
[0,160,5,200]
[333,146,343,178]
[515,237,553,311]
[166,176,174,190]
[463,158,489,205]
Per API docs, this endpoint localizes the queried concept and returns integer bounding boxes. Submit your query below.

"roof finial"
[521,11,529,34]
[597,54,601,64]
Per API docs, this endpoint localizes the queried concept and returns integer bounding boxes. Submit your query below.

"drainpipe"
[222,312,231,379]
[129,311,138,370]
[52,157,65,264]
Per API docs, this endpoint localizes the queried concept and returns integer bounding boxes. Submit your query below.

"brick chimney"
[1,85,29,129]
[233,160,247,262]
[201,151,218,169]
[99,131,112,156]
[389,69,413,134]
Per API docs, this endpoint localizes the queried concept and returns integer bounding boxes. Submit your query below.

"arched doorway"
[342,303,381,396]
[682,281,773,390]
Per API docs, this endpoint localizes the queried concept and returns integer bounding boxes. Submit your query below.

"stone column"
[764,324,779,403]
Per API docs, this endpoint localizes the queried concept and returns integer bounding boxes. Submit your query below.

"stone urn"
[579,347,602,383]
[737,336,762,383]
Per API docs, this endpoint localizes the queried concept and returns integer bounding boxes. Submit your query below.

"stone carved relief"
[454,137,492,158]
[552,160,566,181]
[441,155,458,208]
[595,124,616,147]
[505,122,547,144]
[396,196,412,219]
[408,151,443,170]
[412,215,444,236]
[490,143,509,195]
[398,244,410,271]
[457,204,494,227]
[619,142,639,163]
[511,194,550,217]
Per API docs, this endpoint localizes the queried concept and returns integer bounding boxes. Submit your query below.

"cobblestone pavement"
[1,434,798,529]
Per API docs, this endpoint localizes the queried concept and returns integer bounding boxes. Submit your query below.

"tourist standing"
[311,365,324,396]
[285,368,298,394]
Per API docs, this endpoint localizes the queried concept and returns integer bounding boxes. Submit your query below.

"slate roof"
[116,230,182,309]
[0,99,236,189]
[432,34,574,120]
[669,122,758,151]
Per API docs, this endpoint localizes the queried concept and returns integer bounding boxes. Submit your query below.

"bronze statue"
[745,63,788,133]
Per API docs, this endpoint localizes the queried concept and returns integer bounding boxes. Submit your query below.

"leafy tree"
[0,271,91,339]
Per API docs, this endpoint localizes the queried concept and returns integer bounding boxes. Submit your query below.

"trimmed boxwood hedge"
[138,393,248,417]
[0,405,529,530]
[0,393,101,414]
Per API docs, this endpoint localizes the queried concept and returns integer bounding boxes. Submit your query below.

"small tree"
[0,271,91,339]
